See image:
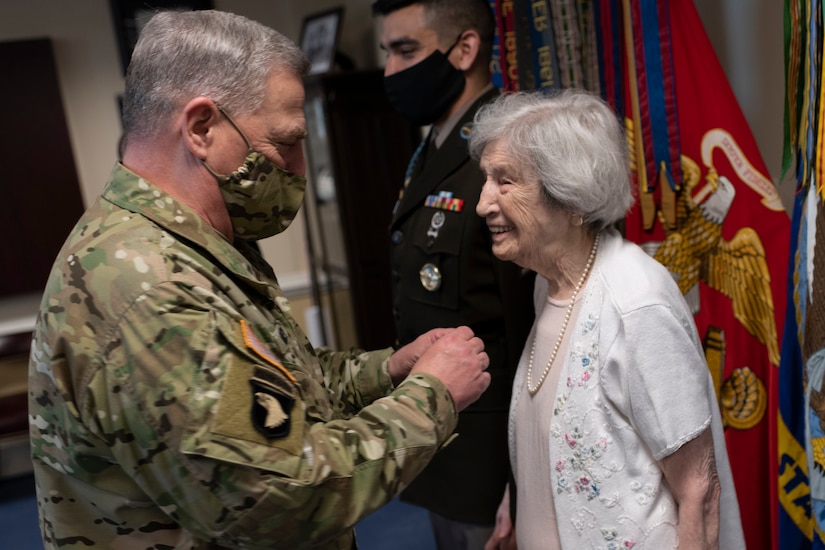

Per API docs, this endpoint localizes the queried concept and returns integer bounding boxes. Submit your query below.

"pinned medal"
[427,211,446,240]
[419,263,442,291]
[426,211,446,247]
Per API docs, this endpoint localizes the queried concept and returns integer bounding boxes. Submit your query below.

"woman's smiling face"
[476,138,574,272]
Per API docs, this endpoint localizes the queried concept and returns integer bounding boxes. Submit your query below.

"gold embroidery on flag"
[720,366,766,430]
[653,152,780,366]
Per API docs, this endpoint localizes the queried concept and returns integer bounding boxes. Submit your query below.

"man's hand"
[409,326,490,411]
[388,328,452,385]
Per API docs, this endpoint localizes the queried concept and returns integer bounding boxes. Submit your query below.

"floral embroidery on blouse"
[553,311,642,548]
[601,527,636,549]
[549,298,681,548]
[629,481,658,505]
[554,314,608,495]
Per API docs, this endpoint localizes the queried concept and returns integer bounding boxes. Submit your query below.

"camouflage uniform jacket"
[29,163,458,549]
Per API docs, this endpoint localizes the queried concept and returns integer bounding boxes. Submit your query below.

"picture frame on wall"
[299,7,344,75]
[109,0,213,75]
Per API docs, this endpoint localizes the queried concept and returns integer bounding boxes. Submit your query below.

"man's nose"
[384,57,399,77]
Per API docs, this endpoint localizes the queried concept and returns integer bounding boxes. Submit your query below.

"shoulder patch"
[250,377,294,439]
[204,318,305,456]
[211,352,305,456]
[240,319,296,383]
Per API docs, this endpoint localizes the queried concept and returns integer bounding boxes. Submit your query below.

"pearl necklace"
[527,232,600,395]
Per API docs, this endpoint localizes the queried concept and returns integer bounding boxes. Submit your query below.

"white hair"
[469,88,634,229]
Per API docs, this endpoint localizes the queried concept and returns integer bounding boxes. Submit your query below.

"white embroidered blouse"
[509,229,745,549]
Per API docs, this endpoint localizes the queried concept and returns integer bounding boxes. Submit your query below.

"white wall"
[0,0,786,288]
[693,0,789,210]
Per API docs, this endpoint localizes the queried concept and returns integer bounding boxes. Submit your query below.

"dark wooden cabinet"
[0,39,85,299]
[303,69,420,351]
[0,38,83,477]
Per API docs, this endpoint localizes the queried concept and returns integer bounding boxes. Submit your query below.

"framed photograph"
[299,7,344,75]
[110,0,213,74]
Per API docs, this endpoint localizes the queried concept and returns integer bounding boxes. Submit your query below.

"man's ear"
[182,97,220,160]
[455,29,481,72]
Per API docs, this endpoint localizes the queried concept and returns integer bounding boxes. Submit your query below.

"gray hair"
[469,88,634,229]
[122,10,309,141]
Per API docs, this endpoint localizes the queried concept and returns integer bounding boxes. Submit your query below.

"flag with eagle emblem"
[779,0,825,547]
[602,1,791,548]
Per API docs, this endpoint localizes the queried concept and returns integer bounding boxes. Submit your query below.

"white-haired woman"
[472,89,745,549]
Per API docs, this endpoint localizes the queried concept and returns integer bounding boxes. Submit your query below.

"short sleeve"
[601,302,713,460]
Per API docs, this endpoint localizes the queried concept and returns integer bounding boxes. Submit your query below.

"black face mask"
[384,36,466,126]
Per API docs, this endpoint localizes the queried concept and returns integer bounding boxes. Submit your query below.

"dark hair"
[372,0,494,64]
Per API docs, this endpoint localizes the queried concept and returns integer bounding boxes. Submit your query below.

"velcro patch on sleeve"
[209,320,305,458]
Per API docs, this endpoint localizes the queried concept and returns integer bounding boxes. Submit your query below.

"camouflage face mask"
[203,105,307,241]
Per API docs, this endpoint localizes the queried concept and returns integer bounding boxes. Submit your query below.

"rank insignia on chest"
[427,210,446,242]
[425,191,464,212]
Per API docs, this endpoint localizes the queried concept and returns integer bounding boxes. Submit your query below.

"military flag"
[600,1,790,548]
[779,0,825,547]
[493,0,519,91]
[495,1,791,546]
[488,0,504,89]
[512,0,562,91]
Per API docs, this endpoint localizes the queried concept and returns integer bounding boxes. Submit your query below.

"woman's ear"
[454,29,481,72]
[181,97,220,160]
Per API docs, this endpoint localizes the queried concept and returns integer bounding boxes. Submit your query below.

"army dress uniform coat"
[29,164,460,550]
[389,88,535,524]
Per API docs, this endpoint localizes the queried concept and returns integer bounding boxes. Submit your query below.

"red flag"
[494,0,519,91]
[622,2,790,548]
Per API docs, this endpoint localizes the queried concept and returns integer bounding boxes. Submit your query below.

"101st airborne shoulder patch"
[211,320,304,458]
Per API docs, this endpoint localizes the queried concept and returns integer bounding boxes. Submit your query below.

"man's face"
[216,69,308,176]
[379,3,442,76]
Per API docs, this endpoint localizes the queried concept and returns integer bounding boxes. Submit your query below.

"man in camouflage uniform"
[29,10,490,549]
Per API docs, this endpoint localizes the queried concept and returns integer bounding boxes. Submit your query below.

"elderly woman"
[471,89,745,550]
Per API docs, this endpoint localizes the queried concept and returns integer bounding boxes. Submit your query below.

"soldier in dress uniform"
[373,1,535,548]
